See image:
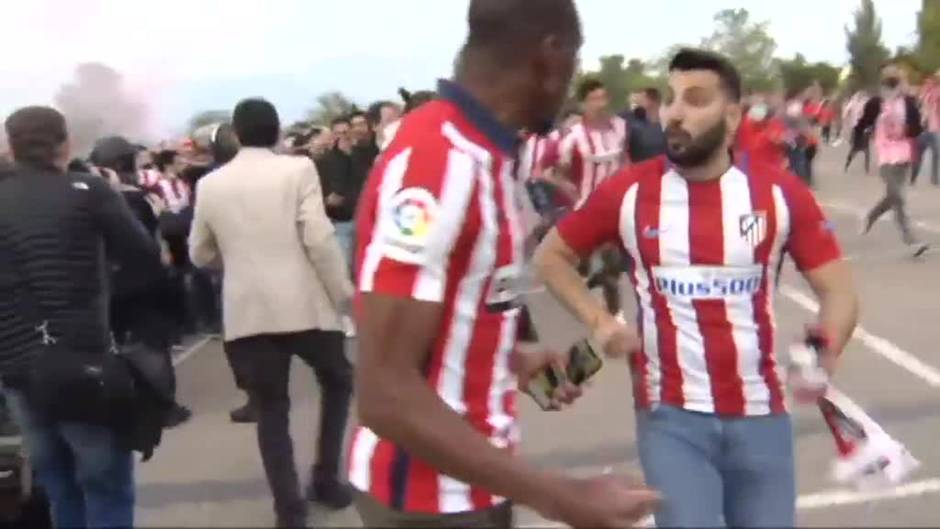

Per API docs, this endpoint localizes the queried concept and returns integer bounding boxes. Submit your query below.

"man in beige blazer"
[189,98,354,528]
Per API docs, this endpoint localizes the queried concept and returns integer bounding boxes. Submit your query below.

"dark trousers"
[225,330,352,520]
[353,491,512,529]
[846,132,872,174]
[867,164,918,245]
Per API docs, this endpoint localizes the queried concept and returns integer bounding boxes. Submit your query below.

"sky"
[0,0,921,139]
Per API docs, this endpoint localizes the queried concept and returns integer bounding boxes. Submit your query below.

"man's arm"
[784,171,859,371]
[535,231,609,331]
[533,174,641,357]
[296,160,353,308]
[187,181,221,269]
[801,260,859,367]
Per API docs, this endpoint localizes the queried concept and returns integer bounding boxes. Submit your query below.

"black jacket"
[0,166,161,378]
[855,95,923,140]
[316,141,378,222]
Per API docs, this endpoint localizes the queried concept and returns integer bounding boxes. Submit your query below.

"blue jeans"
[636,405,795,528]
[333,221,355,268]
[4,389,134,529]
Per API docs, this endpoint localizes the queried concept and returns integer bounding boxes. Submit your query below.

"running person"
[535,49,859,527]
[349,1,658,528]
[558,78,630,318]
[858,63,929,257]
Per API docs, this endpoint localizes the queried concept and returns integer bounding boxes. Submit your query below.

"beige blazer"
[188,147,353,341]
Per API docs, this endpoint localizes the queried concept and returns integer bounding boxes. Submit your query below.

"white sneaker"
[343,316,357,338]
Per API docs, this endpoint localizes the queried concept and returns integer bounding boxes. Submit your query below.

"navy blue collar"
[437,79,520,155]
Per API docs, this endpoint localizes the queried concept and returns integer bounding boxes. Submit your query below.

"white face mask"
[748,104,769,121]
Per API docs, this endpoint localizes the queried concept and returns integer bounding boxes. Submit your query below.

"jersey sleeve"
[781,173,842,271]
[555,169,632,257]
[358,140,476,303]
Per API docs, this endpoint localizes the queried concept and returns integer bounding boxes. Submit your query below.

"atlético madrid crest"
[739,211,768,248]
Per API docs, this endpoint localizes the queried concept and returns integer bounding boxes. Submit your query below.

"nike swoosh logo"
[642,226,665,239]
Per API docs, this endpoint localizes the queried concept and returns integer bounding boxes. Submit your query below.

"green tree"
[597,55,629,110]
[845,0,890,92]
[916,0,940,73]
[306,92,358,125]
[777,54,842,96]
[700,9,778,93]
[574,56,664,111]
[187,110,231,134]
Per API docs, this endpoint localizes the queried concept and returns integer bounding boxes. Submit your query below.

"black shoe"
[912,243,930,258]
[229,402,258,424]
[275,505,308,528]
[306,478,353,510]
[164,405,192,428]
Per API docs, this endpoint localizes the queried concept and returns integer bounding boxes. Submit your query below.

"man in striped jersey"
[536,49,859,527]
[558,78,630,321]
[350,1,658,528]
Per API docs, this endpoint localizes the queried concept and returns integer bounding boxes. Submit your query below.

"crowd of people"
[0,0,937,528]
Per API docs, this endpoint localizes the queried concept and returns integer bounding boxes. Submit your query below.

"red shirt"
[350,80,525,513]
[556,157,841,416]
[737,117,789,170]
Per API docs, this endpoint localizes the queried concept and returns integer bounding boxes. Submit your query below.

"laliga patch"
[381,187,440,261]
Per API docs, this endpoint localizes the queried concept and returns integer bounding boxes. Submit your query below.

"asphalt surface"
[137,143,940,528]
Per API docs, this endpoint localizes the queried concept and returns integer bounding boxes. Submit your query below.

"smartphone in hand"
[525,339,603,411]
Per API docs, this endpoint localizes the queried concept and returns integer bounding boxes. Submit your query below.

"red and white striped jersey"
[518,130,561,182]
[350,80,525,514]
[137,168,163,189]
[559,117,628,206]
[557,157,841,416]
[155,178,191,214]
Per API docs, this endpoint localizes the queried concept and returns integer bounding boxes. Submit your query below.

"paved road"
[136,144,940,528]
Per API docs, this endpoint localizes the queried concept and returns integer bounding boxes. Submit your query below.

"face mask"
[632,107,648,121]
[748,104,769,121]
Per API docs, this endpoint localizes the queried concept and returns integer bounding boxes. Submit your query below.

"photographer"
[0,107,161,528]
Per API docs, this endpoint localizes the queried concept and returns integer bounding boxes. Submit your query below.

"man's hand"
[511,343,582,410]
[591,312,641,359]
[145,193,167,216]
[326,193,345,207]
[792,324,838,404]
[538,473,660,529]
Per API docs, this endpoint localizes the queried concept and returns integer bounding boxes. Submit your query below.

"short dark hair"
[669,48,742,103]
[349,111,368,123]
[330,116,350,129]
[577,77,606,102]
[5,106,68,169]
[232,98,280,148]
[67,158,92,173]
[463,0,581,69]
[366,101,394,126]
[154,149,179,172]
[404,90,436,114]
[643,87,662,104]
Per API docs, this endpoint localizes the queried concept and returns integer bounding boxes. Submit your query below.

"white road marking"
[518,479,940,527]
[779,285,940,387]
[796,478,940,509]
[821,200,940,234]
[172,335,214,367]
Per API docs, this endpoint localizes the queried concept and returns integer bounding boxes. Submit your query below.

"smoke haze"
[54,63,151,156]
